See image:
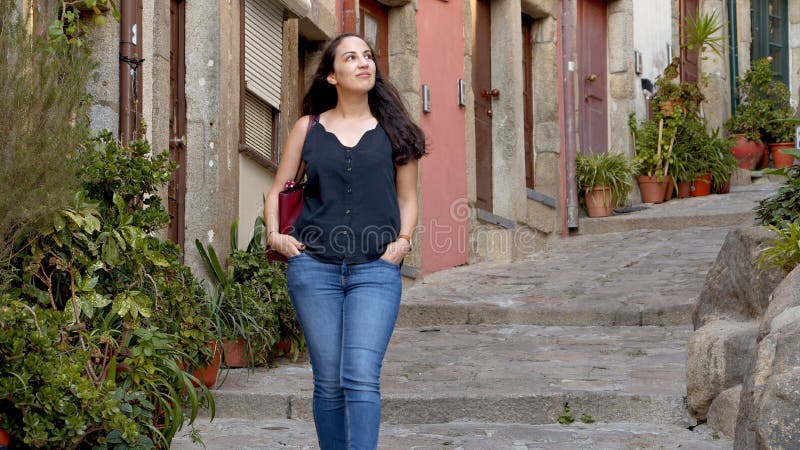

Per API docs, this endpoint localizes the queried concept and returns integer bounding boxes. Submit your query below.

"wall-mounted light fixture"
[666,44,673,63]
[422,84,431,113]
[457,79,466,107]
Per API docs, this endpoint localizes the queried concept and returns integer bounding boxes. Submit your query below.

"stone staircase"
[170,186,784,449]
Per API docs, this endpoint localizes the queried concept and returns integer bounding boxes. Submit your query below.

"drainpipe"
[727,0,739,116]
[119,0,143,144]
[560,0,579,234]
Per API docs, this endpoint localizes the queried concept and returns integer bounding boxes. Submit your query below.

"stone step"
[398,227,730,328]
[206,325,695,427]
[576,184,775,236]
[172,418,731,449]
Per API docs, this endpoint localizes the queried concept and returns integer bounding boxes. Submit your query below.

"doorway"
[168,0,187,255]
[577,0,608,155]
[473,0,493,210]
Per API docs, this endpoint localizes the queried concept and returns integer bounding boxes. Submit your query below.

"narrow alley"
[172,183,777,449]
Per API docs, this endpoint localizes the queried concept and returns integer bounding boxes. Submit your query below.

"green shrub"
[756,165,800,228]
[1,133,216,448]
[758,223,800,273]
[726,57,792,143]
[196,217,305,366]
[0,3,94,259]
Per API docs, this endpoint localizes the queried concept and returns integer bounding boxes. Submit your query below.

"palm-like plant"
[576,152,637,207]
[682,8,724,57]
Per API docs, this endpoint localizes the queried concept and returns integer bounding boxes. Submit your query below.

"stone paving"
[173,419,730,449]
[172,184,782,449]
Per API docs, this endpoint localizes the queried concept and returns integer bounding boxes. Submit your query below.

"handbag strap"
[292,115,318,184]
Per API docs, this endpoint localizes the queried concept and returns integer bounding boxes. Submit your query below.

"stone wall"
[686,227,800,448]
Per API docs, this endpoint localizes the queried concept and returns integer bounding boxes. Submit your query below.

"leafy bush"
[725,57,792,143]
[196,218,305,366]
[1,133,216,448]
[758,223,800,273]
[756,165,800,228]
[0,4,93,259]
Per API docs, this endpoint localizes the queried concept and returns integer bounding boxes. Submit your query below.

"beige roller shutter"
[244,0,283,110]
[244,91,275,161]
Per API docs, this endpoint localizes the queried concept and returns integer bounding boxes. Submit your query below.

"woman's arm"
[381,159,419,264]
[264,115,311,257]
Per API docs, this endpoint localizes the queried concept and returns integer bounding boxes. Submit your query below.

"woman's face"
[327,36,376,93]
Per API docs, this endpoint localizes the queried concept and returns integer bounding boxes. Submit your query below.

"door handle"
[480,88,500,99]
[487,109,493,117]
[586,74,598,82]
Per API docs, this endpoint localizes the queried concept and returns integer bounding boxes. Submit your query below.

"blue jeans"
[285,252,402,450]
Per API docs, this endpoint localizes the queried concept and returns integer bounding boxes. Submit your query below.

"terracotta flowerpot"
[769,142,797,169]
[661,175,674,201]
[222,338,253,368]
[715,173,732,194]
[730,134,766,170]
[659,100,683,117]
[638,176,665,204]
[584,186,615,217]
[192,342,222,388]
[690,173,712,197]
[677,181,692,198]
[0,418,9,449]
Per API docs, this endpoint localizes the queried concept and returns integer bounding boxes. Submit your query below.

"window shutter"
[244,0,283,109]
[245,90,276,162]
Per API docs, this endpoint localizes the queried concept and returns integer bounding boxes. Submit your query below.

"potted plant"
[691,127,737,196]
[765,118,798,169]
[630,113,678,203]
[669,115,706,198]
[576,151,636,217]
[725,58,778,169]
[195,217,305,371]
[196,232,273,370]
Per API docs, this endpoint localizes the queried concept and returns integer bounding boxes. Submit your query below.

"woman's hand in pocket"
[380,239,410,265]
[268,232,305,258]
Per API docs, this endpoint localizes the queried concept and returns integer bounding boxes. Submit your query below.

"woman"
[264,33,426,449]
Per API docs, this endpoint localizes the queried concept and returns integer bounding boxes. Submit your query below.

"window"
[751,0,789,85]
[358,0,388,76]
[240,0,283,168]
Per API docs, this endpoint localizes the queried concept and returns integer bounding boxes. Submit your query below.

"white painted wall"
[632,0,673,120]
[237,154,276,250]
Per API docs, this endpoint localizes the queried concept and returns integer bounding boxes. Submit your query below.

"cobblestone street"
[172,184,778,449]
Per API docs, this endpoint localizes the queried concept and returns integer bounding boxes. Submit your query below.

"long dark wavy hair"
[302,33,427,165]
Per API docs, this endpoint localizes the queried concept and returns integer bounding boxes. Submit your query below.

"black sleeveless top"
[290,119,400,264]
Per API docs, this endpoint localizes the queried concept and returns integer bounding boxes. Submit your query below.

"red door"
[680,0,700,83]
[473,0,493,210]
[578,0,608,155]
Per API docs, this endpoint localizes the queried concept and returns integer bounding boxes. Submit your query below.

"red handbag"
[267,116,316,263]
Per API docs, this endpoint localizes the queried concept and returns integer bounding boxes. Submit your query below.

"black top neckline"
[317,121,381,150]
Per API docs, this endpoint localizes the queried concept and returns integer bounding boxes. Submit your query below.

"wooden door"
[578,0,608,155]
[680,0,700,83]
[359,0,389,76]
[522,14,534,189]
[168,0,187,254]
[473,0,493,210]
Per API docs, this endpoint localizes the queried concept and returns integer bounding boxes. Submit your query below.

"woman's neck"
[331,90,372,120]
